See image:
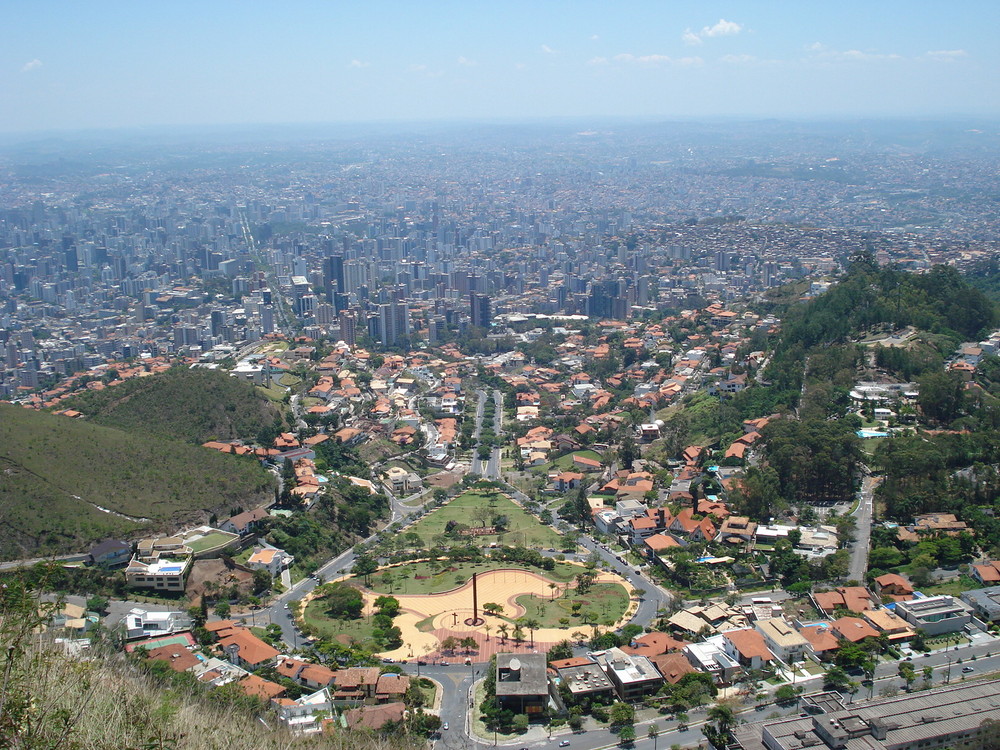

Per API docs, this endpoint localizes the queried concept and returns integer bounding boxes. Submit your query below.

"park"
[301,487,636,662]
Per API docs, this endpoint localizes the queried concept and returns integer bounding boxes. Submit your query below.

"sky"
[3,1,999,134]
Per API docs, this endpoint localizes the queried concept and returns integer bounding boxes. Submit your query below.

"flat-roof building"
[732,678,1000,750]
[495,653,548,716]
[895,595,971,636]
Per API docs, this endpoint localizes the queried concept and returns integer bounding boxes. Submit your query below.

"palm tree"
[549,583,558,600]
[512,625,525,644]
[524,617,541,648]
[648,724,659,750]
[484,623,491,642]
[498,623,509,644]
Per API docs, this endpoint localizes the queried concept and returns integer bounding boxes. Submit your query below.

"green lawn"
[530,449,603,474]
[918,576,982,598]
[186,532,237,553]
[511,582,630,628]
[403,489,562,549]
[302,600,379,648]
[355,558,581,596]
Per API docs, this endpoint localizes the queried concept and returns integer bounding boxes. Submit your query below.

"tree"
[483,602,503,616]
[498,624,509,643]
[609,702,635,727]
[703,704,737,750]
[619,432,637,471]
[214,600,231,618]
[441,636,460,654]
[618,725,636,746]
[898,661,917,692]
[648,724,660,750]
[524,617,540,647]
[775,685,800,706]
[823,665,852,692]
[353,553,378,585]
[251,568,272,595]
[460,636,478,654]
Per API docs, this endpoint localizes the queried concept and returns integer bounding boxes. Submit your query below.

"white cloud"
[21,59,42,73]
[541,44,556,55]
[682,29,703,46]
[588,56,609,66]
[926,49,967,61]
[590,34,599,41]
[457,56,477,67]
[409,64,428,73]
[702,19,742,38]
[514,62,528,71]
[719,54,757,64]
[608,53,702,67]
[684,19,742,45]
[348,59,369,69]
[806,42,826,52]
[807,46,903,63]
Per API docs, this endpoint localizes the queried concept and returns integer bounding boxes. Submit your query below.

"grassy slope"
[60,366,286,444]
[0,405,273,559]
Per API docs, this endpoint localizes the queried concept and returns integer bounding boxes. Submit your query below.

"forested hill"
[764,258,997,396]
[60,366,288,445]
[0,404,274,559]
[728,260,998,537]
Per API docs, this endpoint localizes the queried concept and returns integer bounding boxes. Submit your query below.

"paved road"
[847,474,879,582]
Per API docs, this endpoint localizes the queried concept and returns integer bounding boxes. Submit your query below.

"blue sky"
[3,1,998,133]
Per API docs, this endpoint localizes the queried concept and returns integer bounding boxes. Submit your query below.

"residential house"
[121,608,193,640]
[722,629,775,672]
[345,702,406,731]
[830,616,880,644]
[238,674,287,702]
[622,632,687,658]
[971,561,1000,585]
[87,539,132,568]
[755,618,810,665]
[961,586,1000,623]
[650,653,697,685]
[219,628,280,670]
[273,688,332,735]
[717,516,757,546]
[246,546,295,578]
[551,471,585,493]
[872,573,914,602]
[812,587,875,616]
[862,609,916,643]
[383,466,423,495]
[219,507,270,536]
[797,624,840,661]
[375,673,409,704]
[276,656,338,690]
[146,644,200,673]
[682,636,741,684]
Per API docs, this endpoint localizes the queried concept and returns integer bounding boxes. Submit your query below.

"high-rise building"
[470,292,492,329]
[338,311,357,348]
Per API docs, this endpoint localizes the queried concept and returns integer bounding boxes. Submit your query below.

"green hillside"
[0,404,274,559]
[60,366,287,444]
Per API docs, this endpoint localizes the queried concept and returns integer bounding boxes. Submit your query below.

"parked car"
[442,722,449,731]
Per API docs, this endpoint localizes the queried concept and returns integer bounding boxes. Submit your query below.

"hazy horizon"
[4,1,999,135]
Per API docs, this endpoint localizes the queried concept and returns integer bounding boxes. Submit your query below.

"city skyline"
[3,0,999,135]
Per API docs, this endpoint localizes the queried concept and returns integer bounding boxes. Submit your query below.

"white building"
[121,608,193,640]
[246,546,295,578]
[273,688,333,735]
